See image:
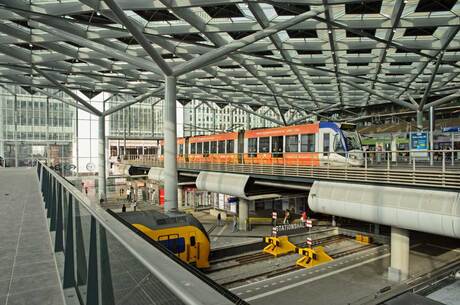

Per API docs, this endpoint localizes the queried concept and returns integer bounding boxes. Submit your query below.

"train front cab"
[132,224,210,268]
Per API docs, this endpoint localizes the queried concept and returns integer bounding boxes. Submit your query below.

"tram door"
[238,130,245,163]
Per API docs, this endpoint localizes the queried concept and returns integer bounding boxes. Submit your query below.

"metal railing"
[121,150,460,189]
[36,161,245,305]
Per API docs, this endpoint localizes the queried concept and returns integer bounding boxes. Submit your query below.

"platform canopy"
[0,0,459,119]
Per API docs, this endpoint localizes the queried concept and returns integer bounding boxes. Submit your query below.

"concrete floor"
[0,168,65,305]
[229,237,460,305]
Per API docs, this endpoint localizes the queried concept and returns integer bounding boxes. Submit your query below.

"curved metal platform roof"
[0,0,459,120]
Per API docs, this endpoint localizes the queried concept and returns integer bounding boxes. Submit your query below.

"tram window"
[323,133,330,153]
[301,134,315,152]
[210,141,217,154]
[334,134,345,153]
[160,145,164,155]
[259,137,270,153]
[218,140,225,154]
[197,142,203,154]
[227,140,234,153]
[248,138,257,157]
[190,236,196,246]
[203,142,209,154]
[191,143,196,154]
[271,136,283,153]
[286,135,298,152]
[178,144,184,156]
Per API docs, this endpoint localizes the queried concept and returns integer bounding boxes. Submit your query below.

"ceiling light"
[28,43,32,47]
[96,11,101,16]
[328,30,332,34]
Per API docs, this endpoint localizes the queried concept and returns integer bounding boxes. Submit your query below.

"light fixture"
[28,43,32,47]
[96,11,101,16]
[328,30,332,34]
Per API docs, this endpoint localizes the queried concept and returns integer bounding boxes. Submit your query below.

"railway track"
[207,234,349,273]
[218,241,380,287]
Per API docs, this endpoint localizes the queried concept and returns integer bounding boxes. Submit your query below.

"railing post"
[55,184,64,252]
[86,216,115,305]
[50,178,58,231]
[63,193,76,289]
[364,151,368,169]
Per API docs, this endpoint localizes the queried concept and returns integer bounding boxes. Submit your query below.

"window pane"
[210,141,217,154]
[248,138,257,153]
[218,140,225,154]
[197,142,203,154]
[191,143,196,154]
[259,137,270,153]
[178,144,183,155]
[286,135,298,152]
[271,136,283,153]
[226,140,234,153]
[203,142,210,154]
[323,133,330,153]
[301,134,316,152]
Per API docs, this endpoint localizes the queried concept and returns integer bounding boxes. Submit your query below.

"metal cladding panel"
[308,181,460,238]
[196,171,250,198]
[148,167,165,181]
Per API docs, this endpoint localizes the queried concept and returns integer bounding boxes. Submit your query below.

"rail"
[35,161,245,305]
[121,150,460,189]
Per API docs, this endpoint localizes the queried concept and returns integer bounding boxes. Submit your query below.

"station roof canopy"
[0,0,459,117]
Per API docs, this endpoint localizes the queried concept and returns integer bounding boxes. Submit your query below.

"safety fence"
[122,150,460,189]
[36,161,247,305]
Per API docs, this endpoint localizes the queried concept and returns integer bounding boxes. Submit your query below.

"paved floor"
[0,168,65,305]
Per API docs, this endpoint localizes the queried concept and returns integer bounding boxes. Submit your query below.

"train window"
[323,133,330,154]
[227,140,234,153]
[259,137,270,153]
[203,142,210,154]
[271,136,283,157]
[160,145,164,155]
[218,140,225,154]
[301,134,315,152]
[190,236,196,246]
[248,138,257,157]
[197,142,203,154]
[179,144,184,156]
[271,136,283,153]
[210,141,217,154]
[159,237,186,254]
[286,135,298,152]
[191,143,196,154]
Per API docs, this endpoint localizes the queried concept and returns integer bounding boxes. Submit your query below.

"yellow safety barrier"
[355,234,372,244]
[296,246,333,268]
[263,236,297,257]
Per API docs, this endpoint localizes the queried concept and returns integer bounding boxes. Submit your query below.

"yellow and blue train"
[114,210,210,268]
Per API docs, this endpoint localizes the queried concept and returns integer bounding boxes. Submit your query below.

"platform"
[0,168,65,305]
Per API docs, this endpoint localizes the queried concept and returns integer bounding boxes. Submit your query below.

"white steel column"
[177,186,184,211]
[98,115,107,201]
[388,227,410,282]
[238,199,249,231]
[164,76,178,212]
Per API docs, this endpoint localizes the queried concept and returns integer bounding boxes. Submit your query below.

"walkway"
[0,168,65,305]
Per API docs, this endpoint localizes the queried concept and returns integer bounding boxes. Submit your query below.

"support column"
[416,110,423,131]
[429,106,434,166]
[177,186,184,211]
[238,198,249,231]
[98,115,107,201]
[388,227,409,282]
[164,76,178,212]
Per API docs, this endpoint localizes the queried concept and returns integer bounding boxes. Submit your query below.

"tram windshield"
[343,131,362,151]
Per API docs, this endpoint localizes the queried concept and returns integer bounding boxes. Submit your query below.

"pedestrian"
[122,204,126,212]
[283,209,290,224]
[217,213,222,226]
[99,198,104,205]
[232,214,238,232]
[85,186,88,195]
[271,209,277,227]
[126,188,131,201]
[133,200,137,212]
[301,210,307,224]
